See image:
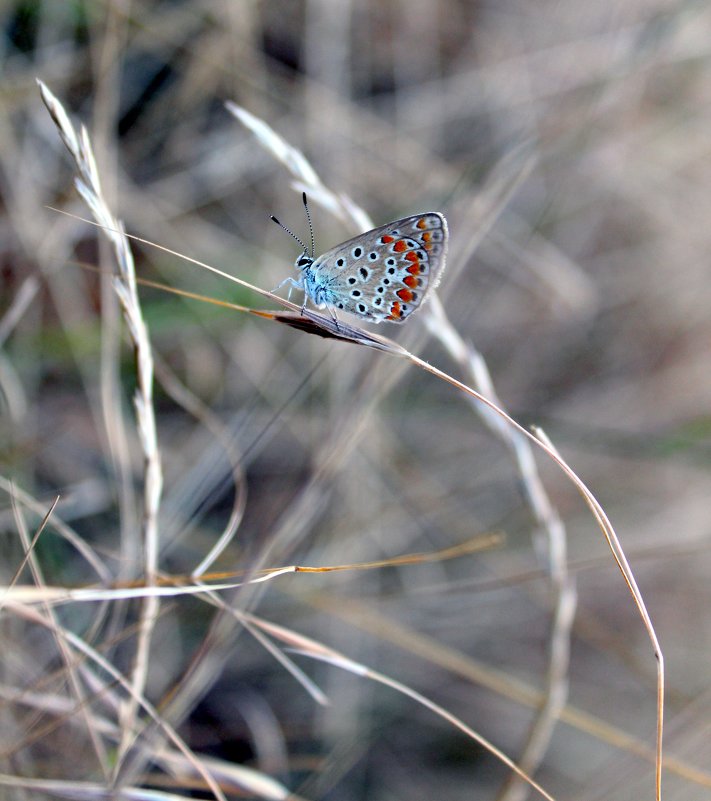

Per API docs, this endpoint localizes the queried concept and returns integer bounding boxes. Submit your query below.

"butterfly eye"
[297,256,311,267]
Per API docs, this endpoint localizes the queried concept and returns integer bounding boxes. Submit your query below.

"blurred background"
[1,1,710,799]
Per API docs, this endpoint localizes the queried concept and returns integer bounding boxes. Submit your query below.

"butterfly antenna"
[302,192,315,258]
[270,214,309,255]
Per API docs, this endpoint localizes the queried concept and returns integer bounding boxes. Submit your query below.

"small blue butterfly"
[273,195,448,323]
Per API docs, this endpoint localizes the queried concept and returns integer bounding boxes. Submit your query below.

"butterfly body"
[287,212,448,324]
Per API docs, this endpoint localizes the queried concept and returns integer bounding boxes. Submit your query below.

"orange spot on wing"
[388,301,403,319]
[403,275,417,288]
[393,240,408,252]
[422,232,432,242]
[380,235,394,244]
[406,262,420,274]
[416,218,427,229]
[405,251,418,261]
[397,288,414,302]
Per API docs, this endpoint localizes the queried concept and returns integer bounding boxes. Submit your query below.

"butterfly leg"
[272,276,304,302]
[325,304,341,332]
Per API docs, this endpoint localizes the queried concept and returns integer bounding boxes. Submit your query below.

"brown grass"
[1,3,711,800]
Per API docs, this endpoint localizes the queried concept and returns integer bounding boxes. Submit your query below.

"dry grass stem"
[39,79,165,774]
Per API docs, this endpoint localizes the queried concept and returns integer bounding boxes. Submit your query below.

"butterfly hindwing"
[307,213,448,323]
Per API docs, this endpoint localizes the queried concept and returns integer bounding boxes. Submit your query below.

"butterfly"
[272,195,448,324]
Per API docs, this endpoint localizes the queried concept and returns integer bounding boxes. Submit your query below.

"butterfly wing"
[308,213,448,323]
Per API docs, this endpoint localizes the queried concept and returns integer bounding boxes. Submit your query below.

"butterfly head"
[295,252,314,272]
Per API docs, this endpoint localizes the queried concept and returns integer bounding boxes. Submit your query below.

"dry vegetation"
[1,2,711,800]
